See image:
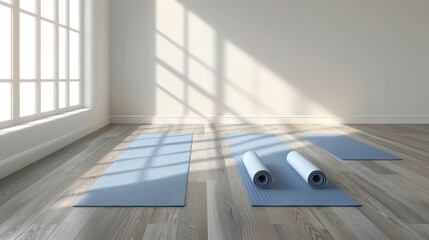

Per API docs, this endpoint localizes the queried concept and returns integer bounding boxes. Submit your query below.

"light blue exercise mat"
[300,132,401,160]
[74,133,193,207]
[226,133,360,207]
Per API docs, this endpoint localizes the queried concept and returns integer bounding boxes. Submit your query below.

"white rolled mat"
[242,151,273,188]
[287,151,327,188]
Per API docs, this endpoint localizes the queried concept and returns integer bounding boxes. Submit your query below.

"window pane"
[59,81,66,108]
[69,81,79,106]
[20,0,35,13]
[40,0,55,20]
[0,83,11,121]
[0,5,11,79]
[59,27,66,79]
[58,0,66,25]
[20,13,36,79]
[0,0,12,4]
[69,0,79,30]
[40,82,54,112]
[69,31,79,79]
[41,21,54,79]
[20,82,36,117]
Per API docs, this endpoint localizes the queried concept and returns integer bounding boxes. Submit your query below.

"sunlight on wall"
[155,0,185,116]
[187,58,216,115]
[156,64,185,115]
[223,41,334,116]
[187,12,216,69]
[156,33,185,75]
[224,41,261,115]
[155,0,184,47]
[186,12,216,115]
[154,0,336,121]
[155,0,217,117]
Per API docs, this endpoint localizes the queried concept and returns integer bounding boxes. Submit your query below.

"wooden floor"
[1,124,429,240]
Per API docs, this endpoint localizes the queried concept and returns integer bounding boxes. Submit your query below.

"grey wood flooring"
[0,124,429,240]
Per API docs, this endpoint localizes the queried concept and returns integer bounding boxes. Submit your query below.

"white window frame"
[0,0,83,130]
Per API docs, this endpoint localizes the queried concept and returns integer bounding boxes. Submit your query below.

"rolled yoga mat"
[226,133,360,206]
[243,151,272,188]
[287,151,327,188]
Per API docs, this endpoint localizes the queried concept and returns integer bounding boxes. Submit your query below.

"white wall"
[0,0,110,180]
[109,0,429,124]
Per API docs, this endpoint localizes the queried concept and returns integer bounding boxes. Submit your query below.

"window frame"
[0,0,83,130]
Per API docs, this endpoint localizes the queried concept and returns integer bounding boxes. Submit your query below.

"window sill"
[0,108,90,137]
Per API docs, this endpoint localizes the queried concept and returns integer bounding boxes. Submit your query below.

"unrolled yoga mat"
[300,132,401,160]
[226,133,360,206]
[74,133,193,207]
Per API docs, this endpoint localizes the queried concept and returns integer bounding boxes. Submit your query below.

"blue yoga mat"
[300,132,401,160]
[226,133,360,207]
[74,133,193,207]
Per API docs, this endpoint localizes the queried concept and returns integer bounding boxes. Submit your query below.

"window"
[0,0,82,129]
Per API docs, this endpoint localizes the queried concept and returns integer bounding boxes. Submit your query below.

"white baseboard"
[110,115,429,124]
[0,117,110,180]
